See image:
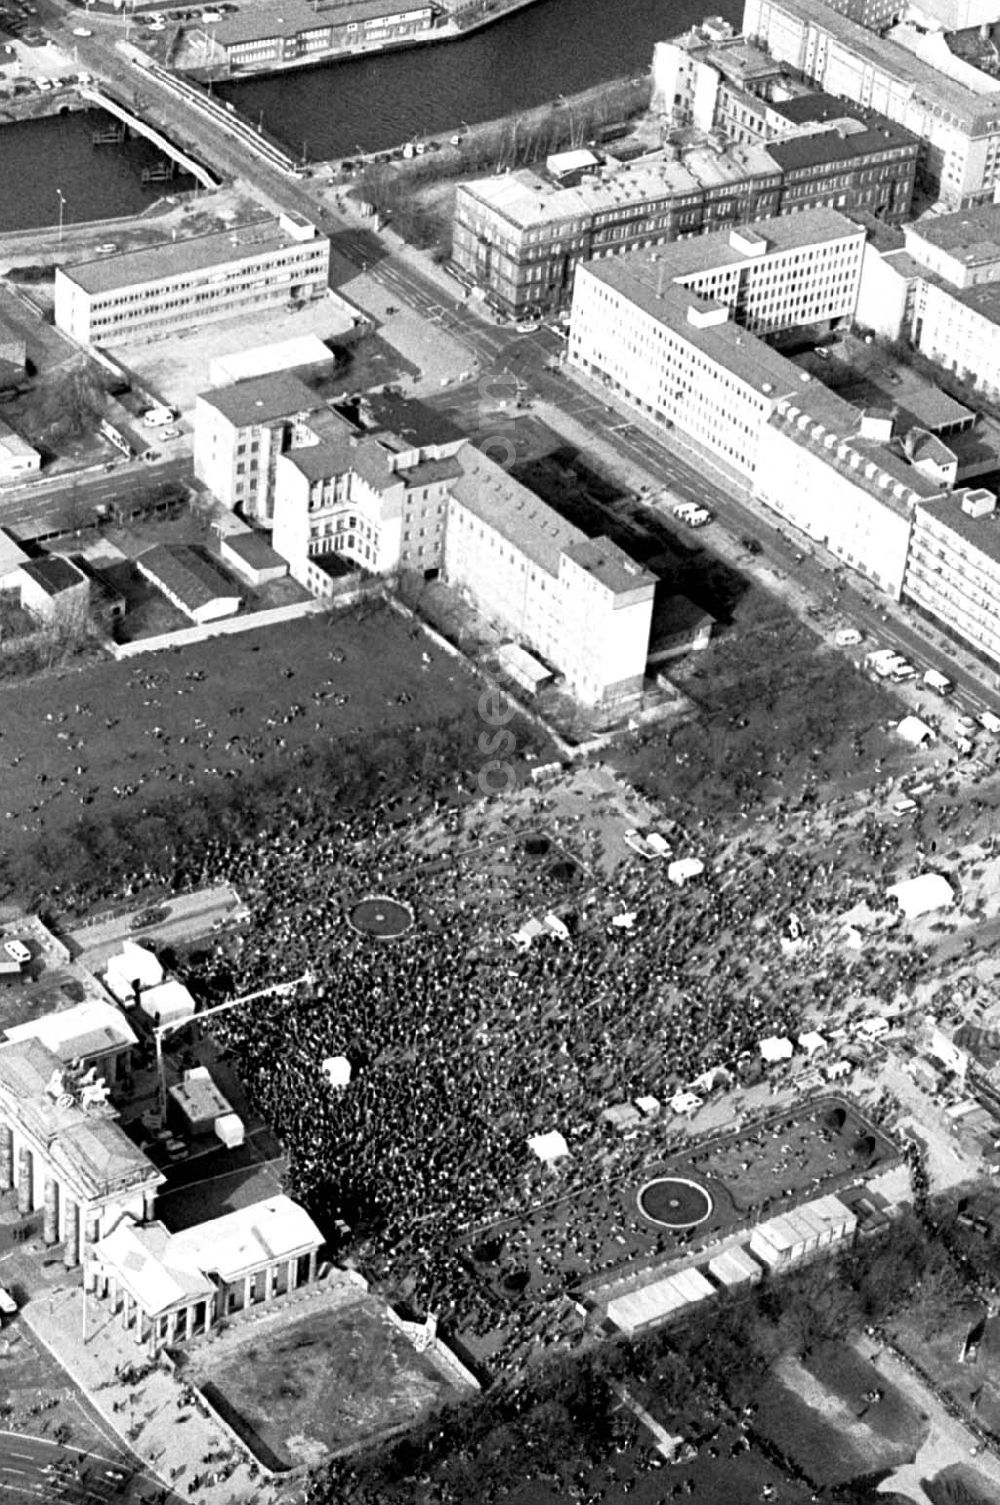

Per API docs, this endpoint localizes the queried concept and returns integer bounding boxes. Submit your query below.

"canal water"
[0,107,196,234]
[0,0,740,229]
[217,0,740,159]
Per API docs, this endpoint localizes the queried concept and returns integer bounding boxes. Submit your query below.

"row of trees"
[307,1205,974,1505]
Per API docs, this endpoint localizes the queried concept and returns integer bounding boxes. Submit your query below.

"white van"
[892,797,918,816]
[922,669,953,695]
[143,406,175,428]
[978,710,1000,735]
[834,627,863,647]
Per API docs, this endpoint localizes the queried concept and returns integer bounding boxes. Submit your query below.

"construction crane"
[153,972,312,1116]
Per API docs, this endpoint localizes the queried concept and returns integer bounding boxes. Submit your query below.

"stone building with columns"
[0,1038,163,1267]
[88,1195,325,1353]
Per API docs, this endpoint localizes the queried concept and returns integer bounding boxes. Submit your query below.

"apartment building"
[272,424,464,594]
[742,0,1000,207]
[903,488,1000,660]
[444,449,655,707]
[54,214,330,346]
[206,0,434,73]
[193,372,324,521]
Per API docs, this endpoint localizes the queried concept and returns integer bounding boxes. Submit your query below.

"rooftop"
[0,417,38,462]
[918,491,1000,565]
[222,531,288,570]
[18,555,86,596]
[561,536,655,596]
[906,203,1000,266]
[767,113,917,172]
[284,429,400,492]
[748,0,1000,130]
[211,0,431,45]
[167,1195,323,1282]
[458,142,782,232]
[198,370,321,428]
[3,999,137,1062]
[449,450,581,576]
[0,527,29,577]
[138,545,241,613]
[61,217,325,297]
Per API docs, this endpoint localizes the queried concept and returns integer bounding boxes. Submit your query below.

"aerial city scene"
[7,0,1000,1497]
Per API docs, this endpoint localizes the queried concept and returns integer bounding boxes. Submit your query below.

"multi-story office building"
[444,449,656,708]
[452,108,908,317]
[903,488,1000,660]
[194,372,324,521]
[54,214,330,346]
[742,0,1000,207]
[203,0,434,74]
[272,423,464,594]
[568,213,941,594]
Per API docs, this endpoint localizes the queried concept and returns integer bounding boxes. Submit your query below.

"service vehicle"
[922,669,953,695]
[956,714,978,737]
[892,797,918,816]
[834,627,863,647]
[889,660,916,681]
[3,939,29,964]
[978,710,1000,735]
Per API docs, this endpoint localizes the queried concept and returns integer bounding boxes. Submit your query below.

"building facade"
[272,428,463,593]
[742,0,1000,207]
[194,372,324,520]
[444,450,655,707]
[0,1038,163,1268]
[0,417,40,482]
[204,0,434,74]
[54,214,330,346]
[903,488,1000,661]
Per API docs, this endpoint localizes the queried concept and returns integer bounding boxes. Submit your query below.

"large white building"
[568,209,866,483]
[54,214,330,346]
[903,487,1000,662]
[742,0,1000,208]
[444,450,656,708]
[194,371,324,521]
[568,210,947,596]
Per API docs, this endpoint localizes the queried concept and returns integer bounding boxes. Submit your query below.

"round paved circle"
[347,895,414,940]
[637,1176,713,1230]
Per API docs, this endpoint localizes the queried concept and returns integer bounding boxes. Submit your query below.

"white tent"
[690,1065,729,1094]
[887,873,955,919]
[139,979,196,1027]
[611,911,637,930]
[668,857,704,887]
[635,1095,661,1117]
[670,1090,703,1115]
[104,940,163,1003]
[513,917,546,951]
[759,1035,794,1064]
[897,715,934,746]
[214,1112,245,1149]
[528,1130,570,1164]
[543,912,571,941]
[321,1055,351,1089]
[798,1030,827,1056]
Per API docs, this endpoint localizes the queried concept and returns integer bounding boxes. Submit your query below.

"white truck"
[922,669,953,696]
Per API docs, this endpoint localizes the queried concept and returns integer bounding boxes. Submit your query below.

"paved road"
[0,1429,172,1504]
[0,459,191,541]
[66,883,243,970]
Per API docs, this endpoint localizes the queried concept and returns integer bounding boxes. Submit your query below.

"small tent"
[759,1035,794,1064]
[321,1055,352,1089]
[528,1129,570,1164]
[896,715,934,746]
[887,873,955,919]
[668,857,704,887]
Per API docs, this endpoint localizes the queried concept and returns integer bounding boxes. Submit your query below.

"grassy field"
[756,1341,926,1487]
[0,603,502,886]
[187,1299,460,1466]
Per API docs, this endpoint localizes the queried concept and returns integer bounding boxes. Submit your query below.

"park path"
[848,1334,1000,1504]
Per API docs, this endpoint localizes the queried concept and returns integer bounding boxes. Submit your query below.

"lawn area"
[0,602,503,882]
[185,1298,462,1467]
[890,1308,1000,1436]
[756,1341,927,1487]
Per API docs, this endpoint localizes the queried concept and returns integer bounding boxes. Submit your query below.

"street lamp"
[56,188,65,244]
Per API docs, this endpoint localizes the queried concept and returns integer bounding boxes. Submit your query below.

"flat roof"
[138,545,241,613]
[167,1194,323,1282]
[0,417,38,462]
[562,536,655,596]
[212,0,431,44]
[222,531,287,569]
[4,999,137,1060]
[62,217,325,297]
[906,203,1000,266]
[96,1219,215,1317]
[459,141,782,232]
[750,0,1000,129]
[19,555,85,596]
[198,370,321,428]
[169,1072,233,1122]
[918,491,1000,565]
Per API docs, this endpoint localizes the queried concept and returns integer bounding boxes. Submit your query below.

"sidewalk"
[23,1282,287,1505]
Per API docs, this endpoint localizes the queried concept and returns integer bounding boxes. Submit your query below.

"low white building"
[136,545,241,624]
[3,1000,136,1085]
[0,418,40,482]
[606,1266,716,1334]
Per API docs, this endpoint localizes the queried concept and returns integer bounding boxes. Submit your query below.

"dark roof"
[199,372,320,429]
[20,556,86,596]
[917,494,1000,566]
[768,117,916,172]
[223,532,286,569]
[352,391,467,450]
[138,545,241,611]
